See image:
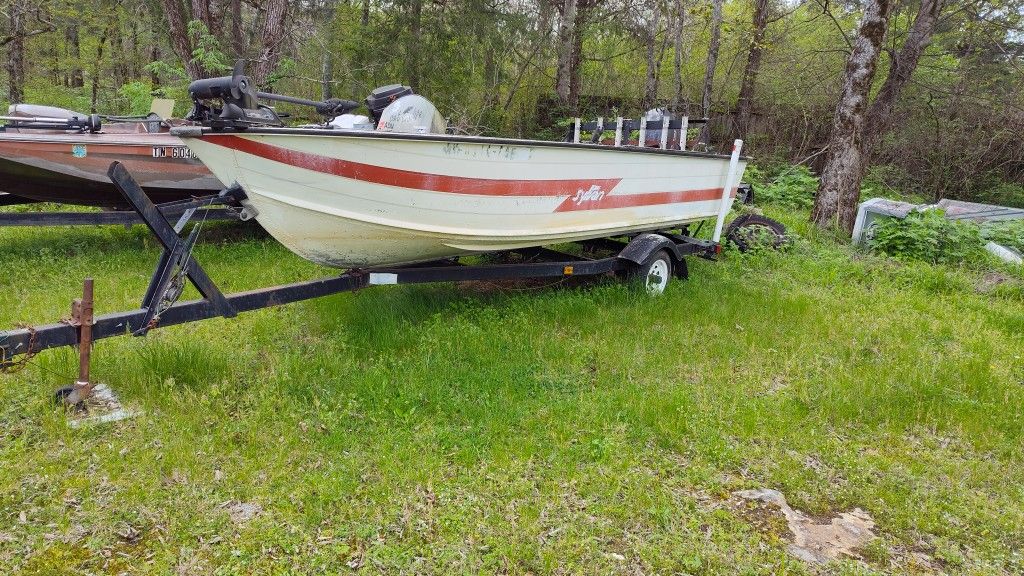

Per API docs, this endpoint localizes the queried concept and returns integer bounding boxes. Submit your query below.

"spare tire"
[725,214,787,253]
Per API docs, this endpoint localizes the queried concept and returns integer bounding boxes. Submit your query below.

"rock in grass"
[733,488,876,564]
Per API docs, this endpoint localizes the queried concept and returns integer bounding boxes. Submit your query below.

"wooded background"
[1,0,1022,228]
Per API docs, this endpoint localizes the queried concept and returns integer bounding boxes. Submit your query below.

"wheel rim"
[646,259,670,295]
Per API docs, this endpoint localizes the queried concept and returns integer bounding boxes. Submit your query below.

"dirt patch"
[222,501,262,524]
[975,271,1012,294]
[732,488,876,564]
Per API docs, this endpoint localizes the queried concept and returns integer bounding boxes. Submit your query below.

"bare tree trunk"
[150,44,161,87]
[351,0,371,97]
[483,41,499,108]
[251,0,289,88]
[671,0,686,111]
[733,0,769,140]
[407,0,422,90]
[863,0,944,146]
[129,16,142,78]
[6,0,26,103]
[190,0,217,32]
[67,23,83,88]
[230,0,245,58]
[641,4,662,110]
[321,1,337,100]
[114,29,129,87]
[697,0,723,145]
[321,53,334,100]
[555,0,578,108]
[811,0,895,233]
[568,24,583,107]
[90,22,112,112]
[159,0,207,80]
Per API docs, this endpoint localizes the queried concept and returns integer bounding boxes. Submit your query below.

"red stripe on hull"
[205,134,620,197]
[203,134,734,212]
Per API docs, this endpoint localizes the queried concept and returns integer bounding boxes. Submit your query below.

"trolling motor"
[186,60,279,128]
[0,113,102,133]
[187,60,360,129]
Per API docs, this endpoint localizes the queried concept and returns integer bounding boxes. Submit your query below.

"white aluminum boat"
[176,76,746,268]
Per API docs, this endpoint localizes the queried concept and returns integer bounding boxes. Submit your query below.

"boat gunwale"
[0,132,187,146]
[184,127,752,162]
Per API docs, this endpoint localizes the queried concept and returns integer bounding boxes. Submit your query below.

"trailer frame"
[0,193,240,227]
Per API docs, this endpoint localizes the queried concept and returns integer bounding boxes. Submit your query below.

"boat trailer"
[1,162,724,406]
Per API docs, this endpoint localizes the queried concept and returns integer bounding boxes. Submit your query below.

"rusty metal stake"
[65,278,95,405]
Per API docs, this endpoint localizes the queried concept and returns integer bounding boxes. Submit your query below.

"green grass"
[1,209,1023,574]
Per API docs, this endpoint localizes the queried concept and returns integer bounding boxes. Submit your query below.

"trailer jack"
[54,279,95,407]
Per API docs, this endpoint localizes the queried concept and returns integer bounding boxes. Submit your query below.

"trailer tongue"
[1,162,723,407]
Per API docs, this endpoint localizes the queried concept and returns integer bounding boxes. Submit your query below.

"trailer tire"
[724,214,787,253]
[629,249,673,295]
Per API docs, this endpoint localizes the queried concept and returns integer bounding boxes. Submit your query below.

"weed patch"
[867,209,986,264]
[757,165,818,209]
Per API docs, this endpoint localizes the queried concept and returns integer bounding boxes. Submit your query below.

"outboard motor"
[375,94,447,134]
[365,84,414,124]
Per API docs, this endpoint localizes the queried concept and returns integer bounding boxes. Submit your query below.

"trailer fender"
[617,234,686,277]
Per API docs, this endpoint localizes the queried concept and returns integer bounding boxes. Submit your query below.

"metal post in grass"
[57,278,96,406]
[712,139,743,244]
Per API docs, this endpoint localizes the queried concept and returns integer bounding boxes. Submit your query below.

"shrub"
[758,165,818,208]
[867,209,986,264]
[861,164,927,203]
[19,85,90,114]
[741,164,768,187]
[118,81,156,116]
[981,220,1024,253]
[978,182,1024,209]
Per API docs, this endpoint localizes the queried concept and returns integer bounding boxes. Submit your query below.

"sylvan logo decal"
[572,184,607,205]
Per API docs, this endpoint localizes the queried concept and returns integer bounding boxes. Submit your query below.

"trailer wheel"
[724,214,787,253]
[630,249,673,295]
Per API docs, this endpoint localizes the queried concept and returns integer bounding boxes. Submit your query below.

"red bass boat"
[0,104,223,209]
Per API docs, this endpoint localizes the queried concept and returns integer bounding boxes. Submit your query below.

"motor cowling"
[365,84,414,124]
[375,95,446,134]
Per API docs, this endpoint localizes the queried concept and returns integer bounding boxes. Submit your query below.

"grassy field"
[1,208,1023,574]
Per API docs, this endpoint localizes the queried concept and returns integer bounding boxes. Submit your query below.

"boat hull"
[0,132,223,209]
[181,130,745,267]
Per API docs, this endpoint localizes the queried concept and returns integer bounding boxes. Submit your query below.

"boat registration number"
[152,146,195,159]
[442,142,530,161]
